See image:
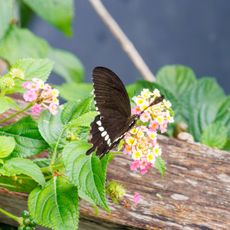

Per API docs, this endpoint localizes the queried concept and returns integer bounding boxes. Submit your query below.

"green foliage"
[155,156,166,176]
[0,26,49,64]
[215,96,230,150]
[185,78,225,141]
[69,111,98,127]
[0,158,45,186]
[156,65,196,99]
[201,122,227,149]
[0,0,13,40]
[0,136,15,158]
[62,141,109,211]
[0,116,48,157]
[23,0,74,36]
[61,97,93,124]
[0,175,37,193]
[0,96,19,114]
[57,83,92,101]
[29,176,79,230]
[48,48,84,83]
[38,109,65,150]
[12,58,54,82]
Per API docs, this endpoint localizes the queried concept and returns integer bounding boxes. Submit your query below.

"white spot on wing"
[96,120,102,126]
[98,126,104,132]
[107,139,111,146]
[101,131,107,137]
[105,134,109,141]
[95,106,99,111]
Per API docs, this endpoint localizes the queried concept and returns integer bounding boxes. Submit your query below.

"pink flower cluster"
[123,88,174,174]
[22,78,59,115]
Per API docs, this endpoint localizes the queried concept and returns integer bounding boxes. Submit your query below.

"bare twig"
[89,0,155,81]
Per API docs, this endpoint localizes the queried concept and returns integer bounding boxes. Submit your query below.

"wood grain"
[0,106,230,229]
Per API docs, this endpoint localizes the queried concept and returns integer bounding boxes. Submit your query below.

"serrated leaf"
[0,0,13,40]
[0,116,48,157]
[23,0,74,36]
[186,78,225,141]
[0,96,19,114]
[48,48,84,83]
[29,176,79,230]
[69,111,98,128]
[201,122,227,149]
[156,65,196,99]
[38,109,65,149]
[0,158,45,186]
[61,97,93,124]
[0,136,15,158]
[12,58,54,82]
[155,156,166,176]
[62,141,109,210]
[0,26,49,64]
[57,83,92,102]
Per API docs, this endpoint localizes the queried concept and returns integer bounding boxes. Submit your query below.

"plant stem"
[89,0,155,81]
[41,163,63,173]
[50,127,66,168]
[0,207,23,225]
[0,102,34,124]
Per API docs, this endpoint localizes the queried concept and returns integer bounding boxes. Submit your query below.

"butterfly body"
[86,67,163,158]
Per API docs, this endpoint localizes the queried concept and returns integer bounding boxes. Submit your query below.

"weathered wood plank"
[0,105,230,229]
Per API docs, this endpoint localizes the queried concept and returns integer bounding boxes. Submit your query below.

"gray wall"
[30,0,230,93]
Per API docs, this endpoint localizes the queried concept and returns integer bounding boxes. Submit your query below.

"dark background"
[29,0,230,93]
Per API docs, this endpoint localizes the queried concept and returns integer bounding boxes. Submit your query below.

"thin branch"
[89,0,155,82]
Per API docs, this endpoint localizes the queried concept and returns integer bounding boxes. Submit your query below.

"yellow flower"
[132,150,142,160]
[137,130,144,138]
[153,145,162,156]
[141,88,152,99]
[163,99,172,108]
[130,127,138,134]
[148,131,156,140]
[147,152,155,163]
[156,115,164,125]
[153,89,161,97]
[126,137,136,146]
[52,89,59,97]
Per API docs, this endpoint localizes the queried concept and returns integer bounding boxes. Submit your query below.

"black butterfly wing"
[86,67,132,157]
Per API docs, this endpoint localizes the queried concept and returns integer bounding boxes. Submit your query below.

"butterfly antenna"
[139,95,164,117]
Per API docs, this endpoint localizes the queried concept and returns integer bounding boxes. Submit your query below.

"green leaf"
[0,0,13,40]
[0,175,37,193]
[215,96,230,150]
[48,48,84,83]
[0,158,45,186]
[0,136,15,158]
[38,109,65,149]
[62,141,109,210]
[201,122,227,149]
[28,176,79,230]
[0,26,49,64]
[12,58,54,82]
[57,83,93,102]
[155,156,166,176]
[69,111,98,128]
[0,116,48,157]
[23,0,74,36]
[61,97,93,124]
[156,65,197,99]
[0,96,19,114]
[186,78,225,141]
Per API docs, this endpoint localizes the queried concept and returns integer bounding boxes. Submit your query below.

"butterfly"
[86,67,164,158]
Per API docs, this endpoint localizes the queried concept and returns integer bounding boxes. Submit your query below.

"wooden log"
[0,107,230,229]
